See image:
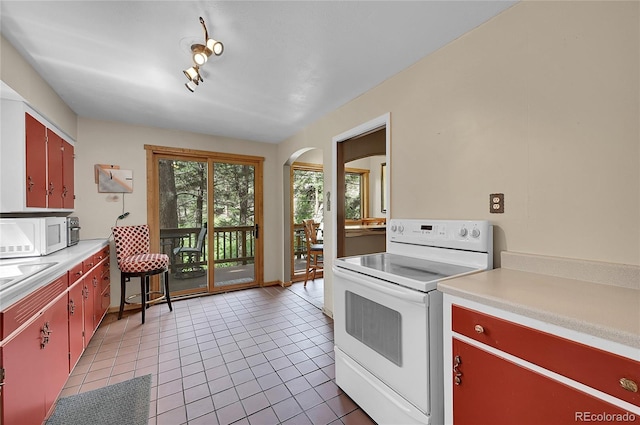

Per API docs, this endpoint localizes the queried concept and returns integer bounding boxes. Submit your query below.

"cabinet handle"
[76,270,83,277]
[62,185,68,197]
[69,299,76,315]
[620,378,638,393]
[93,276,98,287]
[27,176,34,192]
[453,355,462,385]
[474,324,484,334]
[48,181,55,195]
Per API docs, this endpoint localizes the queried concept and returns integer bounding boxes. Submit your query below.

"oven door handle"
[333,266,427,305]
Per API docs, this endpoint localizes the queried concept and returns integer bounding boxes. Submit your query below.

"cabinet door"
[91,270,103,334]
[25,113,47,207]
[2,295,70,425]
[62,140,74,209]
[82,274,96,345]
[46,129,64,209]
[95,259,111,329]
[68,281,84,371]
[451,339,635,425]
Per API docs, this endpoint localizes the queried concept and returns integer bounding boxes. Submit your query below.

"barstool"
[112,225,173,324]
[303,219,323,286]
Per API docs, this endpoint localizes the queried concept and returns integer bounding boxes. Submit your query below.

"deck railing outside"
[160,225,255,270]
[161,223,318,274]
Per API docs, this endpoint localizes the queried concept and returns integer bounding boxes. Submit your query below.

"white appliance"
[0,217,68,258]
[333,219,493,425]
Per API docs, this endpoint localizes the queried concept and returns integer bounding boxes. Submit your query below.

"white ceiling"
[1,1,515,144]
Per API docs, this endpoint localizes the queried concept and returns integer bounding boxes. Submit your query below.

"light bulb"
[206,39,224,56]
[183,66,199,82]
[185,80,198,92]
[193,52,208,66]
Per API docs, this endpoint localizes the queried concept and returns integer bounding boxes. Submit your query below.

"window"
[344,169,369,221]
[344,172,362,220]
[293,166,324,224]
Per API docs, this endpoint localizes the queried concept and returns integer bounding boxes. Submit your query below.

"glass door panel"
[158,158,209,296]
[291,166,324,280]
[213,162,256,288]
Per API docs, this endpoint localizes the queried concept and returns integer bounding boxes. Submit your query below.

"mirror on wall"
[336,127,387,258]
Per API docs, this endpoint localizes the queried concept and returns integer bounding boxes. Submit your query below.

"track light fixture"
[183,17,224,92]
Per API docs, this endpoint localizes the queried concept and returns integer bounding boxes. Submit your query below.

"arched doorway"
[283,147,325,308]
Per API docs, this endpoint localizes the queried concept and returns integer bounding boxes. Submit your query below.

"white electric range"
[332,219,493,424]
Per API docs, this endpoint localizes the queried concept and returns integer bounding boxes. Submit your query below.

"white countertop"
[0,239,109,311]
[437,252,640,349]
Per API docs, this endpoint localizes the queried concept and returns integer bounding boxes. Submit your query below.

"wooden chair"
[303,219,323,286]
[112,225,172,324]
[172,223,207,279]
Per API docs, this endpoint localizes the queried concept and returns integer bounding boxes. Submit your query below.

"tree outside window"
[344,172,363,220]
[293,168,324,224]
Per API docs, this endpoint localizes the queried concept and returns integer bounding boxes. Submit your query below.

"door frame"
[331,113,390,260]
[145,144,265,293]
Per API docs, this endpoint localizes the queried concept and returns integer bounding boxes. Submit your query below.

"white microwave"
[0,217,68,258]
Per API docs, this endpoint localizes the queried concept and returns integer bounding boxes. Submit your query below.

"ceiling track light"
[183,16,224,92]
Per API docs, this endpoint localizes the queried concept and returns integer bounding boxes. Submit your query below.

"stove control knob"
[391,224,397,232]
[398,225,404,233]
[471,228,481,238]
[459,228,468,237]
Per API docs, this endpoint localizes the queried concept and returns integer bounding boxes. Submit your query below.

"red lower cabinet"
[82,273,96,345]
[68,280,85,370]
[452,339,636,425]
[2,295,70,424]
[445,300,639,425]
[0,244,111,425]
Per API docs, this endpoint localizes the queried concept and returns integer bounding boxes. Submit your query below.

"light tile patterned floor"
[287,278,325,310]
[60,284,375,425]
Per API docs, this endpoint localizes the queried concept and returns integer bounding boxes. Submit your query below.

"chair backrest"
[112,225,151,264]
[303,219,318,245]
[195,223,207,252]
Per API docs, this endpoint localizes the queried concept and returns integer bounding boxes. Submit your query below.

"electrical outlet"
[490,193,504,213]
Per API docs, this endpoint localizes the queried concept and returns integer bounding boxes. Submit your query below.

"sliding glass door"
[158,158,209,295]
[212,161,256,287]
[146,146,263,297]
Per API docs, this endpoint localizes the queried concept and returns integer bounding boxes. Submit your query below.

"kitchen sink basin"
[0,261,57,291]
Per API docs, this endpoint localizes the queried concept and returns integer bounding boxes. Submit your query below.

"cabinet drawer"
[100,268,110,293]
[452,304,640,407]
[98,256,110,275]
[68,263,84,285]
[100,285,111,315]
[94,246,110,263]
[83,257,96,273]
[0,273,68,340]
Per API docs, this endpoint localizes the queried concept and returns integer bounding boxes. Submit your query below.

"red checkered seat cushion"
[119,253,169,273]
[112,225,169,273]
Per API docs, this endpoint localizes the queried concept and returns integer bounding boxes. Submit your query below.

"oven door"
[333,264,432,414]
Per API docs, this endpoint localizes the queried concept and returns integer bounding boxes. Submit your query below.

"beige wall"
[278,1,639,315]
[347,155,386,218]
[75,117,282,283]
